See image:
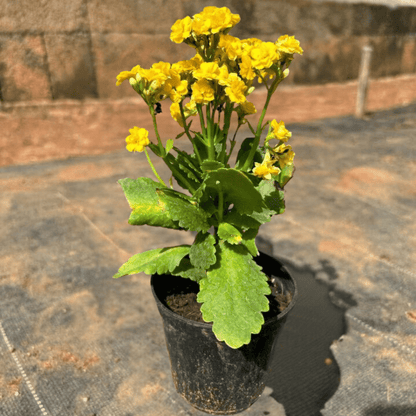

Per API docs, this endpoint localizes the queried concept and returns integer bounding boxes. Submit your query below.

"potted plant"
[113,6,303,415]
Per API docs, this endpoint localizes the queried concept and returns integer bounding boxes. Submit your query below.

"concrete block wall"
[0,0,415,103]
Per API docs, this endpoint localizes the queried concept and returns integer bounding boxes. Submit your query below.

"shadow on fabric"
[256,236,356,416]
[364,405,416,416]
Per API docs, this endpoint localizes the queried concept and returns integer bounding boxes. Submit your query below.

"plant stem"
[241,80,278,172]
[206,103,215,160]
[180,103,202,165]
[145,147,166,186]
[149,105,165,157]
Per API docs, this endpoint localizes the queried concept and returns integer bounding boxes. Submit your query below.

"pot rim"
[150,253,298,330]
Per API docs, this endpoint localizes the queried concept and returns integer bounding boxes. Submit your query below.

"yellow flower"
[224,74,247,104]
[219,34,242,60]
[116,65,141,86]
[192,7,240,35]
[170,101,197,127]
[125,127,150,152]
[193,62,221,80]
[239,101,257,115]
[271,120,292,142]
[273,144,295,168]
[239,54,256,80]
[170,16,193,44]
[191,79,215,104]
[249,42,281,70]
[252,151,281,179]
[252,162,281,180]
[276,35,303,55]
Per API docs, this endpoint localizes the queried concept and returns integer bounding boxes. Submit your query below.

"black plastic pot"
[150,251,297,415]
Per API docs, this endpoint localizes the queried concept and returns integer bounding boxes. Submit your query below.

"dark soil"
[165,276,292,324]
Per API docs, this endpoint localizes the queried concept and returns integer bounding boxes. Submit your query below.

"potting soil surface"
[1,102,416,416]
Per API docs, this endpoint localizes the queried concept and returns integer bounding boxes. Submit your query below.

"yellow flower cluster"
[171,7,240,43]
[125,127,150,152]
[116,6,303,155]
[117,62,188,105]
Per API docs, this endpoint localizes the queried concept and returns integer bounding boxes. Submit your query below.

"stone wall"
[0,0,415,103]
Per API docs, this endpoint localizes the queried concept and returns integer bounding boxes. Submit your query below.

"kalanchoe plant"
[113,6,303,349]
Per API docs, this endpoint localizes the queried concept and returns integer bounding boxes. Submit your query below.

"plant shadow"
[256,236,356,416]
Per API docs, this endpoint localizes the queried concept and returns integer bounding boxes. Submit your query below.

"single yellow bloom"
[239,54,256,80]
[170,16,193,44]
[193,62,221,80]
[116,65,141,86]
[252,162,281,180]
[274,144,295,168]
[271,120,292,142]
[276,35,303,55]
[125,127,150,152]
[225,74,247,104]
[239,101,257,115]
[250,42,281,70]
[219,34,242,60]
[191,79,215,104]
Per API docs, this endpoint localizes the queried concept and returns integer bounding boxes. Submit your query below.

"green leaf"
[189,232,217,269]
[201,160,224,172]
[195,168,264,216]
[175,131,186,140]
[241,228,259,256]
[235,137,263,170]
[113,245,191,278]
[159,189,210,232]
[119,178,180,229]
[223,210,262,231]
[165,139,174,154]
[218,222,242,245]
[172,257,207,282]
[197,242,271,349]
[256,180,285,215]
[275,164,295,189]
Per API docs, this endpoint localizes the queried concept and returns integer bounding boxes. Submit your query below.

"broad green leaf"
[218,222,242,244]
[119,178,179,229]
[172,257,207,282]
[256,180,285,215]
[197,242,271,349]
[189,232,217,269]
[223,210,262,231]
[159,189,210,232]
[201,160,224,172]
[195,168,264,216]
[241,228,259,257]
[113,245,191,278]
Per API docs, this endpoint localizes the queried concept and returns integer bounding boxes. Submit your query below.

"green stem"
[206,103,215,160]
[241,83,277,172]
[197,104,207,139]
[149,105,165,157]
[145,147,166,187]
[180,103,202,165]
